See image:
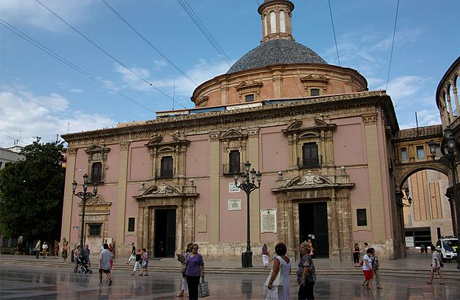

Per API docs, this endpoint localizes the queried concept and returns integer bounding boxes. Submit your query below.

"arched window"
[280,11,286,33]
[264,15,268,35]
[270,12,276,34]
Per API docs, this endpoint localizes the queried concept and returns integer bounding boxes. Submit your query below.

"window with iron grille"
[88,224,102,237]
[91,162,102,182]
[357,209,367,226]
[310,88,320,96]
[245,94,254,102]
[160,156,173,178]
[302,143,319,167]
[229,150,240,173]
[128,218,135,232]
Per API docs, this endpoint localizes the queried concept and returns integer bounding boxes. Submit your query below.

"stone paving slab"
[0,263,459,299]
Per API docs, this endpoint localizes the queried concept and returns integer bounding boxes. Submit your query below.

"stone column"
[329,194,340,262]
[116,141,130,246]
[363,114,386,242]
[61,148,77,243]
[248,128,260,243]
[209,132,220,243]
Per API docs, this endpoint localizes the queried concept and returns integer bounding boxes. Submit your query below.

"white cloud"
[0,0,94,32]
[380,76,431,108]
[0,86,116,148]
[114,59,229,98]
[399,109,441,129]
[325,28,423,75]
[69,88,83,94]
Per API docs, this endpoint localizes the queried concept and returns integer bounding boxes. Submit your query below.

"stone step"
[2,259,459,280]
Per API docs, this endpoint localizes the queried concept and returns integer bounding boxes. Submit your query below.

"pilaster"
[116,141,130,245]
[363,114,386,241]
[61,148,77,242]
[209,132,220,243]
[248,128,260,243]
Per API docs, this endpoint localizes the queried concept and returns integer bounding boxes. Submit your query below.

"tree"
[0,140,65,242]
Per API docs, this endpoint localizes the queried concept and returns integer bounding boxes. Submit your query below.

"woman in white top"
[428,246,445,285]
[362,248,373,290]
[266,242,291,300]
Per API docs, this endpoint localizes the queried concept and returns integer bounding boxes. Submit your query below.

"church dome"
[227,39,327,74]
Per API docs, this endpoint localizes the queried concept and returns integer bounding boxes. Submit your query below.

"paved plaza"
[1,255,459,299]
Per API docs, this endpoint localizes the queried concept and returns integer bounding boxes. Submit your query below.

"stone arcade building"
[61,0,407,261]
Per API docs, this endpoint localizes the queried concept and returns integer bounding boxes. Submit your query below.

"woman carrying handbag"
[185,244,205,300]
[265,243,291,300]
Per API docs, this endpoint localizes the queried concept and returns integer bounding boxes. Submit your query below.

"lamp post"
[72,173,98,250]
[429,127,460,269]
[233,161,262,268]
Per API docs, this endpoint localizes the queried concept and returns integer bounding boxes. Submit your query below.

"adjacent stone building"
[61,0,406,261]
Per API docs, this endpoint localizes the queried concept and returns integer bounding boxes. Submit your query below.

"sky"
[0,0,459,148]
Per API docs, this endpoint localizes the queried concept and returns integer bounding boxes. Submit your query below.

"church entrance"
[299,202,329,258]
[154,209,176,258]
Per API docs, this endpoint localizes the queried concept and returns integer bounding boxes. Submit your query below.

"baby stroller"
[74,256,92,274]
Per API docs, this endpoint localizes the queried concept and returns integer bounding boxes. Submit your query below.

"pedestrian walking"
[185,244,205,300]
[53,241,59,259]
[42,242,48,258]
[62,239,68,262]
[34,240,41,259]
[82,244,91,266]
[131,249,142,275]
[108,243,114,269]
[126,242,136,265]
[307,239,315,258]
[297,243,316,300]
[265,242,291,300]
[176,243,193,298]
[262,243,270,269]
[99,243,113,286]
[427,245,445,285]
[362,248,373,290]
[371,248,382,289]
[140,248,149,276]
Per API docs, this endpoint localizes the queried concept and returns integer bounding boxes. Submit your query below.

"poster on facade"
[260,209,277,233]
[228,199,241,210]
[229,182,240,193]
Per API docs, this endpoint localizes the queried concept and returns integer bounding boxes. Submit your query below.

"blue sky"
[1,0,459,147]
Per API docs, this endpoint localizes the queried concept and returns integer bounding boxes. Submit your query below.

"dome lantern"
[258,0,295,43]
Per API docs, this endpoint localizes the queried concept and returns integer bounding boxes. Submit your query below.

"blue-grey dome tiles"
[227,39,327,74]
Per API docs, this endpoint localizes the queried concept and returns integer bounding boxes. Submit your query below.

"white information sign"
[229,182,241,193]
[260,209,277,233]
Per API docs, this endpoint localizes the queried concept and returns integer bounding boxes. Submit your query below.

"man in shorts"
[99,243,112,286]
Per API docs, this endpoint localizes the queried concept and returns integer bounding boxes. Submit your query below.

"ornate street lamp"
[72,173,98,250]
[233,161,262,268]
[429,127,460,269]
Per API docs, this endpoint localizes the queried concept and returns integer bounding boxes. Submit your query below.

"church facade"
[61,0,404,261]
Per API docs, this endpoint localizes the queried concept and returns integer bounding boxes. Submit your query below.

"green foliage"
[0,140,65,241]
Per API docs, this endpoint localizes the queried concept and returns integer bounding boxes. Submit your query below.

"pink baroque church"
[61,0,406,261]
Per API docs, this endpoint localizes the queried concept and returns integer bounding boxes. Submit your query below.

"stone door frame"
[134,192,197,258]
[273,183,353,262]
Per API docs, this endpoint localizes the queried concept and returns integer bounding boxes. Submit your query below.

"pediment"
[145,134,163,146]
[143,182,181,195]
[83,194,111,206]
[300,74,331,83]
[220,128,248,140]
[235,80,263,91]
[85,144,110,154]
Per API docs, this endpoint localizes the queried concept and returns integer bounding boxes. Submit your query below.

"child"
[140,248,148,276]
[371,248,382,289]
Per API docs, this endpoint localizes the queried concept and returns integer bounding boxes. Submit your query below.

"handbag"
[265,287,279,300]
[198,276,210,298]
[264,269,283,287]
[440,262,444,268]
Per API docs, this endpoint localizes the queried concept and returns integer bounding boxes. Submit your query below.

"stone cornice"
[62,91,398,144]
